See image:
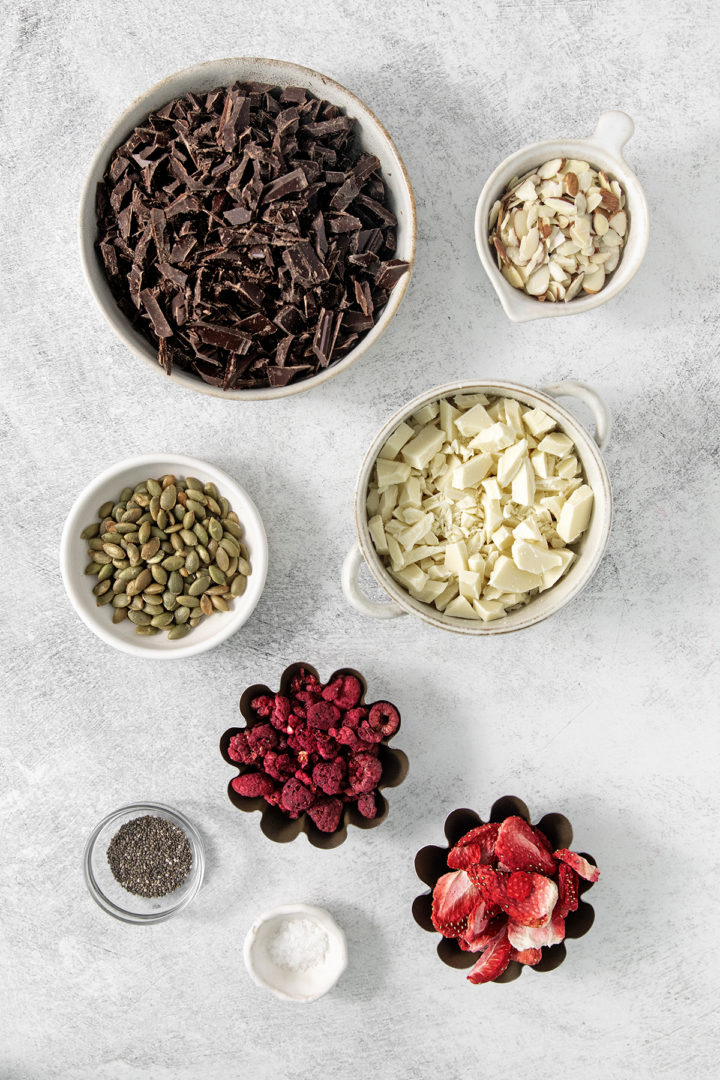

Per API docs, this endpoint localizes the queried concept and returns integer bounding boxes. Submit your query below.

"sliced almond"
[586,190,603,212]
[593,211,609,236]
[548,258,567,282]
[538,158,564,180]
[489,200,502,229]
[513,208,529,239]
[589,249,612,264]
[565,159,590,175]
[501,263,524,289]
[507,245,524,266]
[578,170,594,192]
[601,228,623,248]
[574,192,587,216]
[492,234,509,266]
[556,239,580,256]
[598,171,611,191]
[526,203,539,229]
[543,197,575,214]
[538,219,552,240]
[564,273,584,301]
[519,226,540,262]
[564,171,579,196]
[599,189,620,215]
[609,210,627,236]
[604,248,620,273]
[514,178,538,202]
[525,264,550,296]
[582,265,605,293]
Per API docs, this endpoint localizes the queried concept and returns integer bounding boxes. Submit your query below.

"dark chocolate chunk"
[95,81,409,390]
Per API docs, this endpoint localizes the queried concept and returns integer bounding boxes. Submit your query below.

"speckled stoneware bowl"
[220,662,408,849]
[79,57,416,400]
[475,111,649,322]
[412,797,598,983]
[342,380,612,634]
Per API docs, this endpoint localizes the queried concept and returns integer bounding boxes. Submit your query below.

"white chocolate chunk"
[511,540,564,574]
[540,549,575,591]
[444,540,468,574]
[455,403,494,437]
[399,476,422,507]
[379,485,398,522]
[530,450,553,478]
[444,595,481,619]
[511,458,536,506]
[496,439,528,488]
[491,524,514,552]
[513,516,545,543]
[472,599,506,622]
[435,581,460,610]
[458,570,484,600]
[401,425,445,470]
[376,458,411,489]
[467,553,486,575]
[482,478,503,500]
[556,485,594,542]
[472,422,515,453]
[537,432,574,457]
[368,514,388,554]
[488,555,542,593]
[522,408,556,437]
[440,398,459,441]
[452,453,493,489]
[410,579,449,604]
[556,455,579,479]
[502,398,525,436]
[413,401,439,425]
[386,534,403,571]
[379,421,414,460]
[393,565,427,592]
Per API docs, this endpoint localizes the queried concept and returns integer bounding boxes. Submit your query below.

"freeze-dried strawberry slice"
[494,816,557,875]
[507,909,565,951]
[467,863,498,897]
[448,822,499,869]
[322,674,363,710]
[511,947,542,966]
[448,842,490,871]
[431,870,481,938]
[557,862,580,918]
[466,923,512,984]
[554,849,600,882]
[461,902,493,950]
[490,872,558,927]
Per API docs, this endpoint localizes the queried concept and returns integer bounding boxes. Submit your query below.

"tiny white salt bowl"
[243,903,347,1003]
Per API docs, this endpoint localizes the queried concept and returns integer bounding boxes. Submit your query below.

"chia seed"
[107,815,192,898]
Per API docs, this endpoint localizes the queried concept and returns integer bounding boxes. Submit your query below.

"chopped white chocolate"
[366,393,594,622]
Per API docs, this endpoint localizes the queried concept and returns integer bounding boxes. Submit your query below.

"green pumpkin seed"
[150,496,161,521]
[177,595,200,609]
[141,538,161,559]
[112,594,131,608]
[206,497,222,516]
[204,482,218,498]
[102,542,125,559]
[188,575,211,597]
[144,604,164,616]
[81,523,100,540]
[96,591,114,607]
[97,563,114,583]
[226,556,238,578]
[166,571,182,595]
[126,543,140,566]
[167,624,191,640]
[200,594,213,616]
[184,549,200,575]
[93,552,113,565]
[97,500,114,518]
[207,518,223,542]
[215,546,230,573]
[130,596,144,610]
[150,612,174,627]
[174,605,191,624]
[93,580,111,596]
[219,497,230,516]
[150,564,167,585]
[135,625,159,636]
[219,536,240,558]
[186,499,205,518]
[138,521,151,545]
[163,592,178,611]
[160,484,177,510]
[133,492,150,508]
[186,477,203,491]
[211,594,229,612]
[182,510,196,530]
[143,581,164,595]
[88,539,105,551]
[85,561,101,575]
[147,478,162,497]
[209,564,226,585]
[230,575,247,597]
[112,607,128,624]
[222,518,243,539]
[118,486,132,503]
[162,555,185,571]
[196,544,210,565]
[237,558,252,576]
[170,533,185,553]
[122,507,143,523]
[128,610,152,626]
[114,522,136,535]
[180,529,198,546]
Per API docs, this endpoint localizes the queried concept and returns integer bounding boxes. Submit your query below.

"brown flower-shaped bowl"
[220,662,409,849]
[412,795,597,983]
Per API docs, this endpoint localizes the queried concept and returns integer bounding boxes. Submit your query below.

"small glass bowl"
[83,802,205,924]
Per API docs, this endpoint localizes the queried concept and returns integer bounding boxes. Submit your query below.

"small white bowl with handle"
[342,380,612,634]
[475,111,649,322]
[243,903,347,1003]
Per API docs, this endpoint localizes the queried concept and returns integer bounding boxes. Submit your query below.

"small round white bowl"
[79,57,416,400]
[342,380,612,635]
[475,111,649,322]
[60,454,268,659]
[243,903,347,1002]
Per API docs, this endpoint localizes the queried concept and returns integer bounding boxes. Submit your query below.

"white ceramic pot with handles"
[474,111,649,322]
[342,381,612,634]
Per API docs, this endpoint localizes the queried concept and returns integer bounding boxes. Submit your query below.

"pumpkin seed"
[208,517,223,542]
[119,487,133,503]
[180,529,198,546]
[147,478,162,497]
[204,482,218,498]
[144,604,164,617]
[206,496,221,515]
[211,594,229,612]
[143,582,164,595]
[174,605,191,624]
[188,575,211,596]
[128,610,152,626]
[184,549,200,575]
[150,496,161,521]
[200,594,213,616]
[93,580,111,596]
[167,624,191,640]
[162,555,185,571]
[151,612,174,628]
[209,565,226,585]
[186,477,203,491]
[160,484,177,510]
[135,625,159,636]
[141,538,161,560]
[102,542,125,559]
[97,563,115,583]
[215,546,230,573]
[98,500,114,518]
[96,591,114,607]
[126,542,141,566]
[81,523,100,540]
[85,561,102,575]
[134,492,150,508]
[138,521,152,545]
[114,522,136,535]
[230,574,247,597]
[237,557,252,576]
[186,499,205,518]
[130,596,144,610]
[112,607,128,624]
[151,564,168,585]
[219,497,230,516]
[222,518,243,539]
[121,507,143,523]
[112,593,131,608]
[196,544,211,565]
[93,552,113,565]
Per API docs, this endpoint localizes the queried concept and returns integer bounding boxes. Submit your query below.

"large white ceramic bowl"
[475,111,649,322]
[79,57,416,400]
[60,454,268,658]
[342,381,612,635]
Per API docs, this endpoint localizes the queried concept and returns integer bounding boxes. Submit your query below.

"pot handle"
[589,110,634,158]
[342,544,406,620]
[541,381,611,450]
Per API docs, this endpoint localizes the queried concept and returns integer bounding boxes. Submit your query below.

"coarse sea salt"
[267,917,329,973]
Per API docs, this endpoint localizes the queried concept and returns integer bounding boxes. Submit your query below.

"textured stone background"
[2,1,719,1077]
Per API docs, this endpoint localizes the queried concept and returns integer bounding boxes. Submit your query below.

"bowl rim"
[243,902,348,1001]
[353,380,613,635]
[83,801,205,924]
[60,453,268,659]
[474,125,650,322]
[78,56,417,400]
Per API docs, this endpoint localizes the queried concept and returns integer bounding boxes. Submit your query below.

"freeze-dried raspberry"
[367,701,400,738]
[314,733,339,760]
[335,725,358,747]
[322,674,363,710]
[358,719,383,744]
[227,732,255,764]
[231,772,275,798]
[281,777,314,813]
[262,751,295,781]
[295,689,323,708]
[307,701,340,731]
[288,726,320,756]
[250,695,274,718]
[307,797,343,833]
[270,695,292,730]
[348,753,382,793]
[356,792,377,818]
[294,769,316,790]
[246,723,278,756]
[313,760,345,795]
[343,707,367,729]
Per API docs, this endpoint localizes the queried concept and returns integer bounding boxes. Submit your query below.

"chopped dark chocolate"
[95,81,409,390]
